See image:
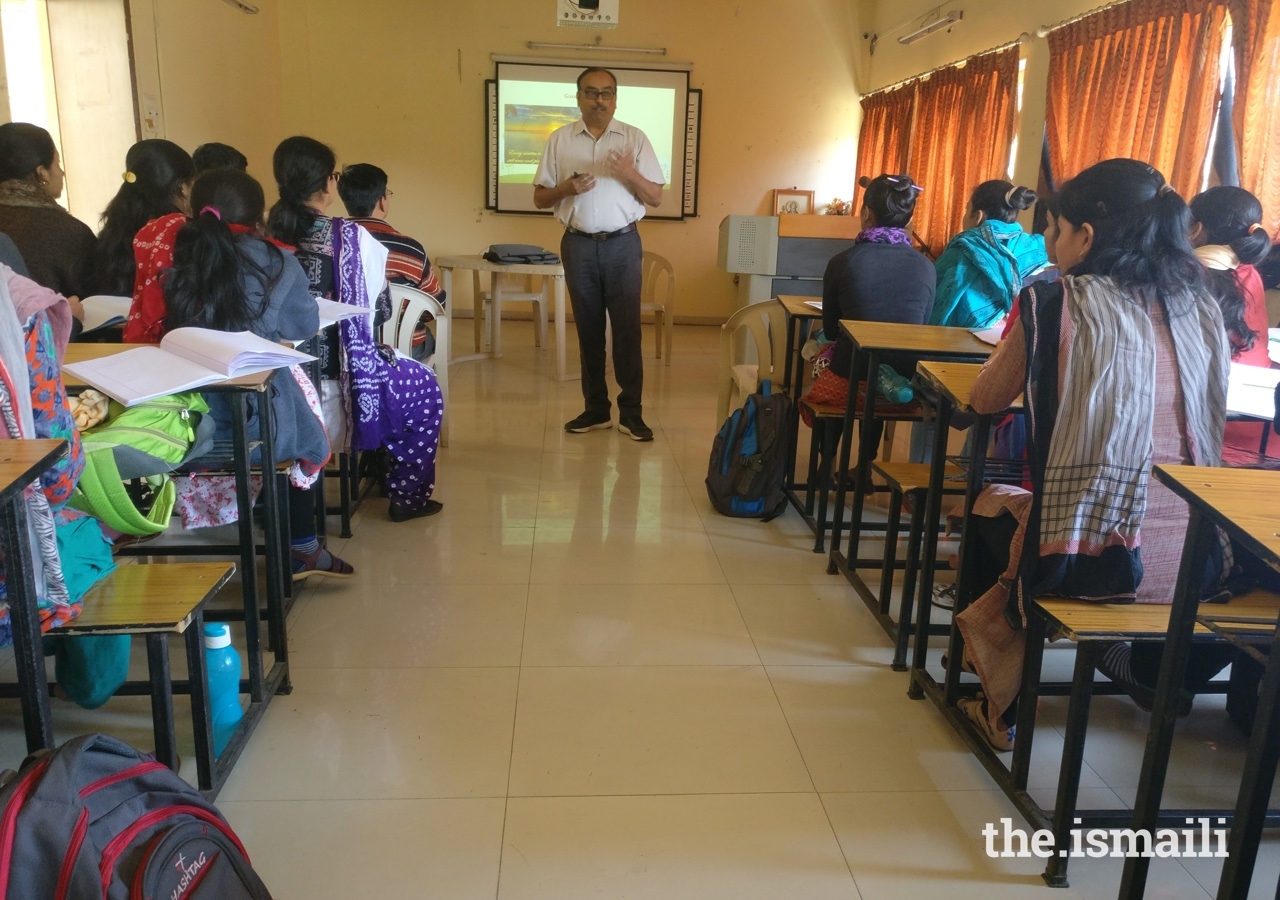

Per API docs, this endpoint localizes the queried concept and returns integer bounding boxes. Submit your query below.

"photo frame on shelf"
[774,188,815,216]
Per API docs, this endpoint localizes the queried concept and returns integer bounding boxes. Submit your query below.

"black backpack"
[0,733,272,900]
[706,380,793,520]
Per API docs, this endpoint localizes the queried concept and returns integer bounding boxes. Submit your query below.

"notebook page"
[63,346,222,407]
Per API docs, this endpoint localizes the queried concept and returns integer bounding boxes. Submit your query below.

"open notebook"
[63,328,315,407]
[1228,362,1280,421]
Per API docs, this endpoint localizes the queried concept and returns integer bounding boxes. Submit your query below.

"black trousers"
[560,229,644,419]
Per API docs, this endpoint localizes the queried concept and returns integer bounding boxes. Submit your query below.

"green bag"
[68,392,211,536]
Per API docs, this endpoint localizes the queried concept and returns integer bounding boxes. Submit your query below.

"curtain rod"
[861,36,1025,98]
[1036,0,1135,37]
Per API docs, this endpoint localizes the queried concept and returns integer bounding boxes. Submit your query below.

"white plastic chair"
[386,284,449,446]
[716,300,788,424]
[475,271,549,352]
[640,252,675,365]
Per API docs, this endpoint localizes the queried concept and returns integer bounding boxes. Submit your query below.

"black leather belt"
[565,223,637,241]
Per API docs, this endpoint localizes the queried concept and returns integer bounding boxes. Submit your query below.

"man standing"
[534,67,665,441]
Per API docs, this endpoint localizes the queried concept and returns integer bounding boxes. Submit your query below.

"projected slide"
[492,62,688,219]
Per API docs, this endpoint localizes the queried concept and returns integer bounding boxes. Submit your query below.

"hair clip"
[1249,222,1267,235]
[122,171,137,184]
[199,205,222,220]
[1004,186,1019,206]
[1158,182,1175,196]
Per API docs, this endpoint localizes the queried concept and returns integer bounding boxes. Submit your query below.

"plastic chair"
[386,284,449,447]
[475,271,549,353]
[716,300,788,423]
[640,252,675,365]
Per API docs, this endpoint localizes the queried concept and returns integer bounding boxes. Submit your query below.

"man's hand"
[533,173,596,209]
[606,150,663,207]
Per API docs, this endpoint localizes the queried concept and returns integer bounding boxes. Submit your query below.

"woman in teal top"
[930,180,1051,329]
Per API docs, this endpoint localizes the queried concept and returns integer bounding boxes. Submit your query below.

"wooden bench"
[871,460,965,670]
[46,562,235,795]
[1027,589,1280,887]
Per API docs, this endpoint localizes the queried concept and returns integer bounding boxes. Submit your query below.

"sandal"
[290,547,355,581]
[940,645,978,675]
[958,693,1015,752]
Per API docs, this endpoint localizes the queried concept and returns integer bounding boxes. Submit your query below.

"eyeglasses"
[580,88,616,101]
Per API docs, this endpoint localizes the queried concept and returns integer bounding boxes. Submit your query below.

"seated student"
[954,160,1231,752]
[93,139,194,297]
[337,163,445,358]
[1188,186,1272,368]
[801,173,935,421]
[192,142,248,174]
[142,168,352,580]
[268,136,444,522]
[0,264,118,708]
[930,180,1050,329]
[0,123,94,313]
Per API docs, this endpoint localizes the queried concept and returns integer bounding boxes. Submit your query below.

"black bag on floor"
[0,733,272,900]
[706,380,792,520]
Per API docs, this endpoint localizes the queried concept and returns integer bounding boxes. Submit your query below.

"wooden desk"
[436,255,571,380]
[775,295,827,524]
[826,322,991,598]
[0,439,69,752]
[1124,466,1280,899]
[62,343,290,717]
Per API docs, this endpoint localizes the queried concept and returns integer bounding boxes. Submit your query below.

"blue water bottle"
[203,623,243,755]
[876,364,915,404]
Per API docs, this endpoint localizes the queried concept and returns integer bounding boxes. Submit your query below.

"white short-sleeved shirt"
[533,117,666,234]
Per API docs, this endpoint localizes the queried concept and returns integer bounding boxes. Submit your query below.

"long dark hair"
[267,136,335,247]
[95,140,194,295]
[1056,159,1203,310]
[164,169,282,333]
[969,180,1037,224]
[859,173,921,228]
[0,123,55,183]
[1190,186,1270,354]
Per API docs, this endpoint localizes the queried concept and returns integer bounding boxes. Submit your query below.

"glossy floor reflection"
[11,321,1278,898]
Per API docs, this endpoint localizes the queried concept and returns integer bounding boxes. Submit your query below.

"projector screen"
[491,61,689,220]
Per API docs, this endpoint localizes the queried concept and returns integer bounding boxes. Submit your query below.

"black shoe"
[389,500,444,522]
[618,416,654,442]
[565,412,612,433]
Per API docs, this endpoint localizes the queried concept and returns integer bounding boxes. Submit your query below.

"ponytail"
[969,180,1037,224]
[1057,159,1202,307]
[1190,185,1270,352]
[267,136,335,246]
[164,168,280,334]
[164,208,254,333]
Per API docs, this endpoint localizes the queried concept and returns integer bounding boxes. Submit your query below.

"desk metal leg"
[1120,508,1218,898]
[942,414,990,707]
[2,495,53,752]
[229,394,265,704]
[826,349,865,575]
[1042,638,1097,888]
[908,395,954,695]
[146,633,178,771]
[843,350,880,569]
[782,315,800,492]
[1218,623,1280,898]
[185,611,215,792]
[257,386,290,695]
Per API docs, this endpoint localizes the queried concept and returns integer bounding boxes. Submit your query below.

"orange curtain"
[905,47,1021,257]
[855,83,915,208]
[1230,0,1280,236]
[1045,0,1227,199]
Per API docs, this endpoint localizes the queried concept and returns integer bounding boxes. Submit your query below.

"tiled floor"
[7,321,1279,897]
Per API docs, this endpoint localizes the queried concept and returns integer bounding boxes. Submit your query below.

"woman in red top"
[1189,186,1272,368]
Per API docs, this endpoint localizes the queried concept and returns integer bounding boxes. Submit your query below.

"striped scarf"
[1022,275,1227,602]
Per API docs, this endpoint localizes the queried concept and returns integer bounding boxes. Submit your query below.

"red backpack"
[0,733,272,900]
